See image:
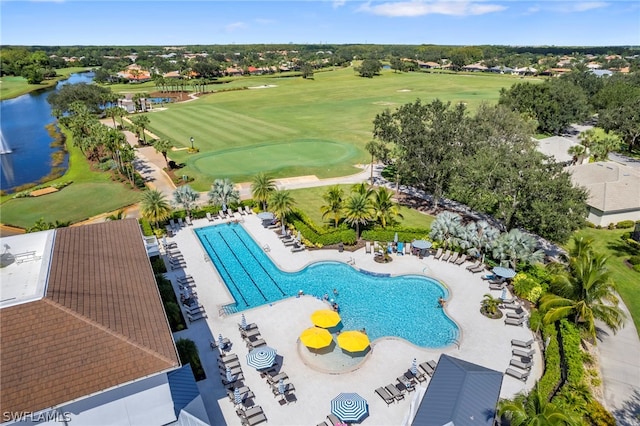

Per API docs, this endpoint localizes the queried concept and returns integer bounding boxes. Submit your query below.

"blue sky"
[1,1,639,46]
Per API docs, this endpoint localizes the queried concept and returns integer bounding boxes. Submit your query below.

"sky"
[1,0,639,46]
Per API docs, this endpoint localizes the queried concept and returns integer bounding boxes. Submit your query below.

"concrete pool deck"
[166,214,539,425]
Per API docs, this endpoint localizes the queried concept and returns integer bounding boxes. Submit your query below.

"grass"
[141,66,520,190]
[0,67,90,100]
[0,129,140,228]
[570,227,640,337]
[288,184,435,230]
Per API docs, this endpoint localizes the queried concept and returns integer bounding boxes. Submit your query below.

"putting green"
[189,139,358,178]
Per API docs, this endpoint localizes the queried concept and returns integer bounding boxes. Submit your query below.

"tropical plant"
[130,114,150,144]
[364,140,389,184]
[371,186,403,228]
[540,238,626,340]
[429,212,463,249]
[153,139,173,167]
[140,189,172,228]
[269,190,295,227]
[320,185,344,228]
[208,178,240,210]
[466,220,500,258]
[498,384,582,426]
[351,182,373,198]
[173,185,200,216]
[492,229,544,270]
[481,294,501,317]
[105,209,126,221]
[343,192,373,239]
[251,172,277,211]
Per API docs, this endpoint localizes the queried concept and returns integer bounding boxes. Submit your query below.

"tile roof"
[0,219,179,414]
[568,162,640,212]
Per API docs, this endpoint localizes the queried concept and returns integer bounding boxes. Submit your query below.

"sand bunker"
[397,89,411,92]
[248,84,277,89]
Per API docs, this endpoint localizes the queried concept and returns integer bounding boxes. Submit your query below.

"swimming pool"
[195,224,459,348]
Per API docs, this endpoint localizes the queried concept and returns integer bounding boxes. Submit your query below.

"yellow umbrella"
[311,309,341,328]
[299,327,333,349]
[337,330,370,353]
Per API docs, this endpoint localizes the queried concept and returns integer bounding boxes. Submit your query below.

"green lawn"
[143,67,519,190]
[288,184,435,230]
[0,129,140,228]
[0,67,90,100]
[571,228,640,337]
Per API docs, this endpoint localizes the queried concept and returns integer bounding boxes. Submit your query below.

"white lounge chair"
[511,338,534,348]
[454,254,467,265]
[505,367,530,382]
[448,252,459,263]
[185,216,193,226]
[365,241,372,254]
[206,212,214,221]
[245,206,253,214]
[433,248,443,260]
[505,317,525,327]
[512,348,535,358]
[441,250,452,261]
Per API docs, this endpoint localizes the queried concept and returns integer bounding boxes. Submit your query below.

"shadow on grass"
[605,240,640,257]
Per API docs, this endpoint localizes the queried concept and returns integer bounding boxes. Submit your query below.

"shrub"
[584,399,616,426]
[538,323,561,399]
[627,238,640,250]
[175,338,206,381]
[634,264,640,273]
[289,211,357,246]
[607,223,615,230]
[616,220,635,229]
[361,228,429,243]
[585,222,596,228]
[528,309,543,333]
[512,273,545,304]
[628,255,640,266]
[151,257,167,273]
[139,218,153,236]
[560,319,584,386]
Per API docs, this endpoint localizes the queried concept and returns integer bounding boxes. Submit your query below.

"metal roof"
[411,355,503,426]
[168,365,201,417]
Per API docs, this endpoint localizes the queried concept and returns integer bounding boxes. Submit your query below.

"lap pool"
[195,224,459,348]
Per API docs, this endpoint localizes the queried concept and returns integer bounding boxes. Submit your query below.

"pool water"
[195,224,459,348]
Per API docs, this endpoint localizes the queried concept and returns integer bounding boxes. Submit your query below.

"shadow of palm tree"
[613,388,640,426]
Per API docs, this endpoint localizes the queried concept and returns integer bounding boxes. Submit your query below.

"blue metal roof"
[412,355,503,426]
[167,365,200,417]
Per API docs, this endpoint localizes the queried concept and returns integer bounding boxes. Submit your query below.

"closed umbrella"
[493,266,516,279]
[311,309,341,328]
[234,387,242,405]
[225,366,234,383]
[394,232,398,243]
[331,393,368,423]
[300,327,333,349]
[278,378,286,395]
[337,331,370,353]
[411,358,418,376]
[501,288,507,300]
[246,346,277,370]
[218,333,225,348]
[240,313,247,330]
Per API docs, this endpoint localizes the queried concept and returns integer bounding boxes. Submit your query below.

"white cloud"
[571,2,608,12]
[358,1,506,17]
[333,0,346,8]
[527,1,609,13]
[225,22,246,32]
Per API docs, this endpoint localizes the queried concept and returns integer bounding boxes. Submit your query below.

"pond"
[0,72,95,192]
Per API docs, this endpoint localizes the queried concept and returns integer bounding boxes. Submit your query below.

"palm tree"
[153,139,173,167]
[173,185,200,216]
[492,228,544,270]
[320,185,344,228]
[105,106,122,128]
[371,186,403,228]
[498,385,582,426]
[481,294,501,317]
[140,189,172,229]
[540,240,626,340]
[130,114,150,144]
[365,140,388,185]
[429,211,463,249]
[251,172,277,211]
[208,178,240,211]
[269,190,295,227]
[351,182,373,198]
[343,192,373,239]
[105,209,126,221]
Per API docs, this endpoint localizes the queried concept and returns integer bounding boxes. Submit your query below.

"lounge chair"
[505,367,530,382]
[178,218,184,227]
[245,206,253,214]
[489,282,507,290]
[482,274,497,280]
[188,312,207,322]
[405,243,411,255]
[267,372,288,384]
[165,225,174,236]
[506,310,526,320]
[326,414,341,426]
[454,254,467,265]
[219,365,243,375]
[238,207,245,215]
[241,328,261,339]
[397,242,404,255]
[247,339,267,349]
[291,244,305,253]
[206,212,214,222]
[385,384,404,401]
[283,239,296,247]
[236,403,262,418]
[375,387,395,405]
[220,353,238,363]
[505,317,525,327]
[502,301,521,310]
[184,305,204,315]
[242,413,267,426]
[512,348,535,358]
[185,216,193,226]
[501,297,517,304]
[177,275,194,284]
[219,210,225,220]
[510,358,533,370]
[219,360,240,370]
[448,252,459,263]
[271,382,295,396]
[365,241,372,254]
[433,248,443,260]
[441,250,452,261]
[419,360,437,376]
[238,322,258,331]
[466,261,481,271]
[469,264,486,273]
[511,338,534,348]
[169,219,177,230]
[396,380,415,394]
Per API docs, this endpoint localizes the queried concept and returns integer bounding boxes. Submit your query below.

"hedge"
[289,214,357,246]
[139,218,153,236]
[538,323,562,399]
[361,228,429,243]
[616,220,635,229]
[559,319,584,386]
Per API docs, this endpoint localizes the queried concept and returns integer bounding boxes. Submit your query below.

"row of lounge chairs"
[374,360,437,406]
[175,274,207,322]
[465,260,487,274]
[505,339,535,382]
[206,206,254,222]
[275,230,307,253]
[432,248,468,265]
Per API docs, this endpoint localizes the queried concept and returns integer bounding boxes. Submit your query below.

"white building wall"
[588,208,640,227]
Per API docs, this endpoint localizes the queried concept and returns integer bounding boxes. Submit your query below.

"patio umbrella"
[411,358,418,376]
[257,212,275,221]
[240,313,247,330]
[300,327,333,349]
[394,232,398,243]
[278,379,286,395]
[311,309,341,328]
[246,346,277,370]
[225,366,234,383]
[331,393,368,423]
[492,266,516,279]
[337,331,370,353]
[412,240,432,250]
[234,387,242,405]
[296,231,301,242]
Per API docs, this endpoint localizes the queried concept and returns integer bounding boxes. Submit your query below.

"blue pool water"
[195,224,459,348]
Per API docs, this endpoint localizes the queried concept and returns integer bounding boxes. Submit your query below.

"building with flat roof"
[0,219,208,425]
[568,162,640,226]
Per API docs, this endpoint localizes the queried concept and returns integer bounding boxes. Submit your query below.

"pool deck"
[167,214,539,425]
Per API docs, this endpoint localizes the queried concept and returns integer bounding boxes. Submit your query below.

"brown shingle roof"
[0,219,179,414]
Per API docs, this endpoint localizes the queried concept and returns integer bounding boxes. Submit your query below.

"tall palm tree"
[153,139,173,167]
[173,185,200,216]
[371,186,403,228]
[540,240,626,340]
[251,172,277,211]
[140,189,172,229]
[208,178,240,210]
[130,114,150,144]
[320,185,344,228]
[365,140,388,185]
[343,192,373,239]
[269,190,295,227]
[498,385,582,426]
[351,182,373,198]
[429,211,463,249]
[492,228,544,270]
